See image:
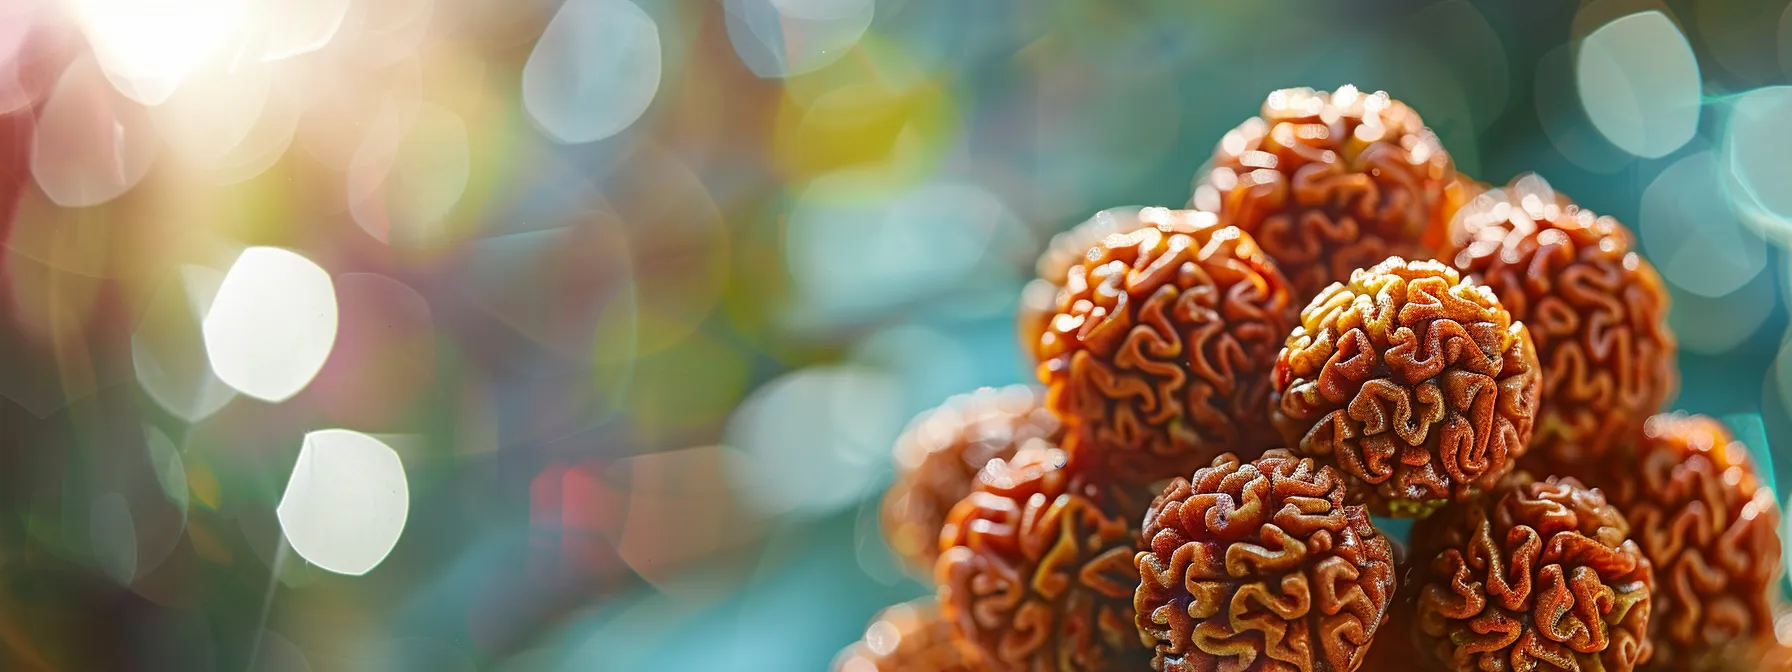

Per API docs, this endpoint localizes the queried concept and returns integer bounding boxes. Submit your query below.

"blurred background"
[0,0,1787,668]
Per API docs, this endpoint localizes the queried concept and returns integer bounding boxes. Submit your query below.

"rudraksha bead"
[1444,175,1676,472]
[881,385,1060,577]
[1021,206,1161,362]
[1411,473,1654,672]
[1134,450,1395,671]
[1597,413,1782,671]
[1037,208,1296,483]
[936,446,1153,671]
[1270,257,1541,517]
[1190,85,1474,303]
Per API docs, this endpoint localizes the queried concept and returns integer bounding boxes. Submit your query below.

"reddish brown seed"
[1443,175,1677,472]
[1270,257,1541,517]
[935,446,1153,671]
[830,599,975,672]
[1020,207,1166,363]
[1410,473,1654,672]
[1036,207,1297,484]
[880,385,1061,578]
[1591,413,1782,671]
[1134,450,1396,672]
[1190,85,1475,304]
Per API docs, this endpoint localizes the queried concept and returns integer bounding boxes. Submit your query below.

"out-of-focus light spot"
[195,82,301,186]
[277,429,409,576]
[786,178,1013,325]
[1576,11,1700,159]
[203,247,338,402]
[852,493,905,586]
[153,64,268,164]
[724,0,874,78]
[1534,45,1632,174]
[1639,151,1766,298]
[144,426,190,513]
[252,630,312,672]
[304,273,435,429]
[725,366,903,518]
[772,40,954,183]
[73,0,249,105]
[1721,87,1792,244]
[1769,336,1792,429]
[90,492,137,584]
[613,446,767,596]
[126,425,190,582]
[0,1,44,113]
[256,0,350,62]
[134,266,237,422]
[295,54,422,171]
[1668,267,1775,355]
[348,102,471,246]
[31,55,157,208]
[1721,413,1776,496]
[522,0,661,144]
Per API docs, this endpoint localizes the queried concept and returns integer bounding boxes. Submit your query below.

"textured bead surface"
[1134,450,1395,672]
[1021,206,1164,362]
[1038,207,1296,483]
[1444,175,1676,471]
[1271,257,1541,517]
[1411,474,1654,672]
[881,385,1061,577]
[1597,414,1782,671]
[936,446,1153,671]
[1190,85,1473,303]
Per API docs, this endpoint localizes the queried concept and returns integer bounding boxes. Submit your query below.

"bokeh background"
[0,0,1788,669]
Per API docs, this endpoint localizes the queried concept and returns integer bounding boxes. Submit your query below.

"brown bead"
[1134,450,1396,672]
[1593,413,1782,671]
[1021,207,1165,363]
[1271,257,1541,517]
[1411,473,1654,672]
[1190,86,1475,304]
[1036,207,1297,483]
[936,446,1153,671]
[1443,175,1677,472]
[831,599,975,672]
[881,385,1062,578]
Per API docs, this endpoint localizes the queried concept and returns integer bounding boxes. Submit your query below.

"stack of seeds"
[836,85,1785,672]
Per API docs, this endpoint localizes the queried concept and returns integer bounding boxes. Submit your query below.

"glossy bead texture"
[935,447,1153,671]
[1596,414,1782,671]
[1271,258,1541,517]
[881,385,1061,577]
[1134,450,1395,672]
[1444,176,1676,472]
[1190,85,1473,303]
[1037,209,1297,484]
[1411,474,1654,672]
